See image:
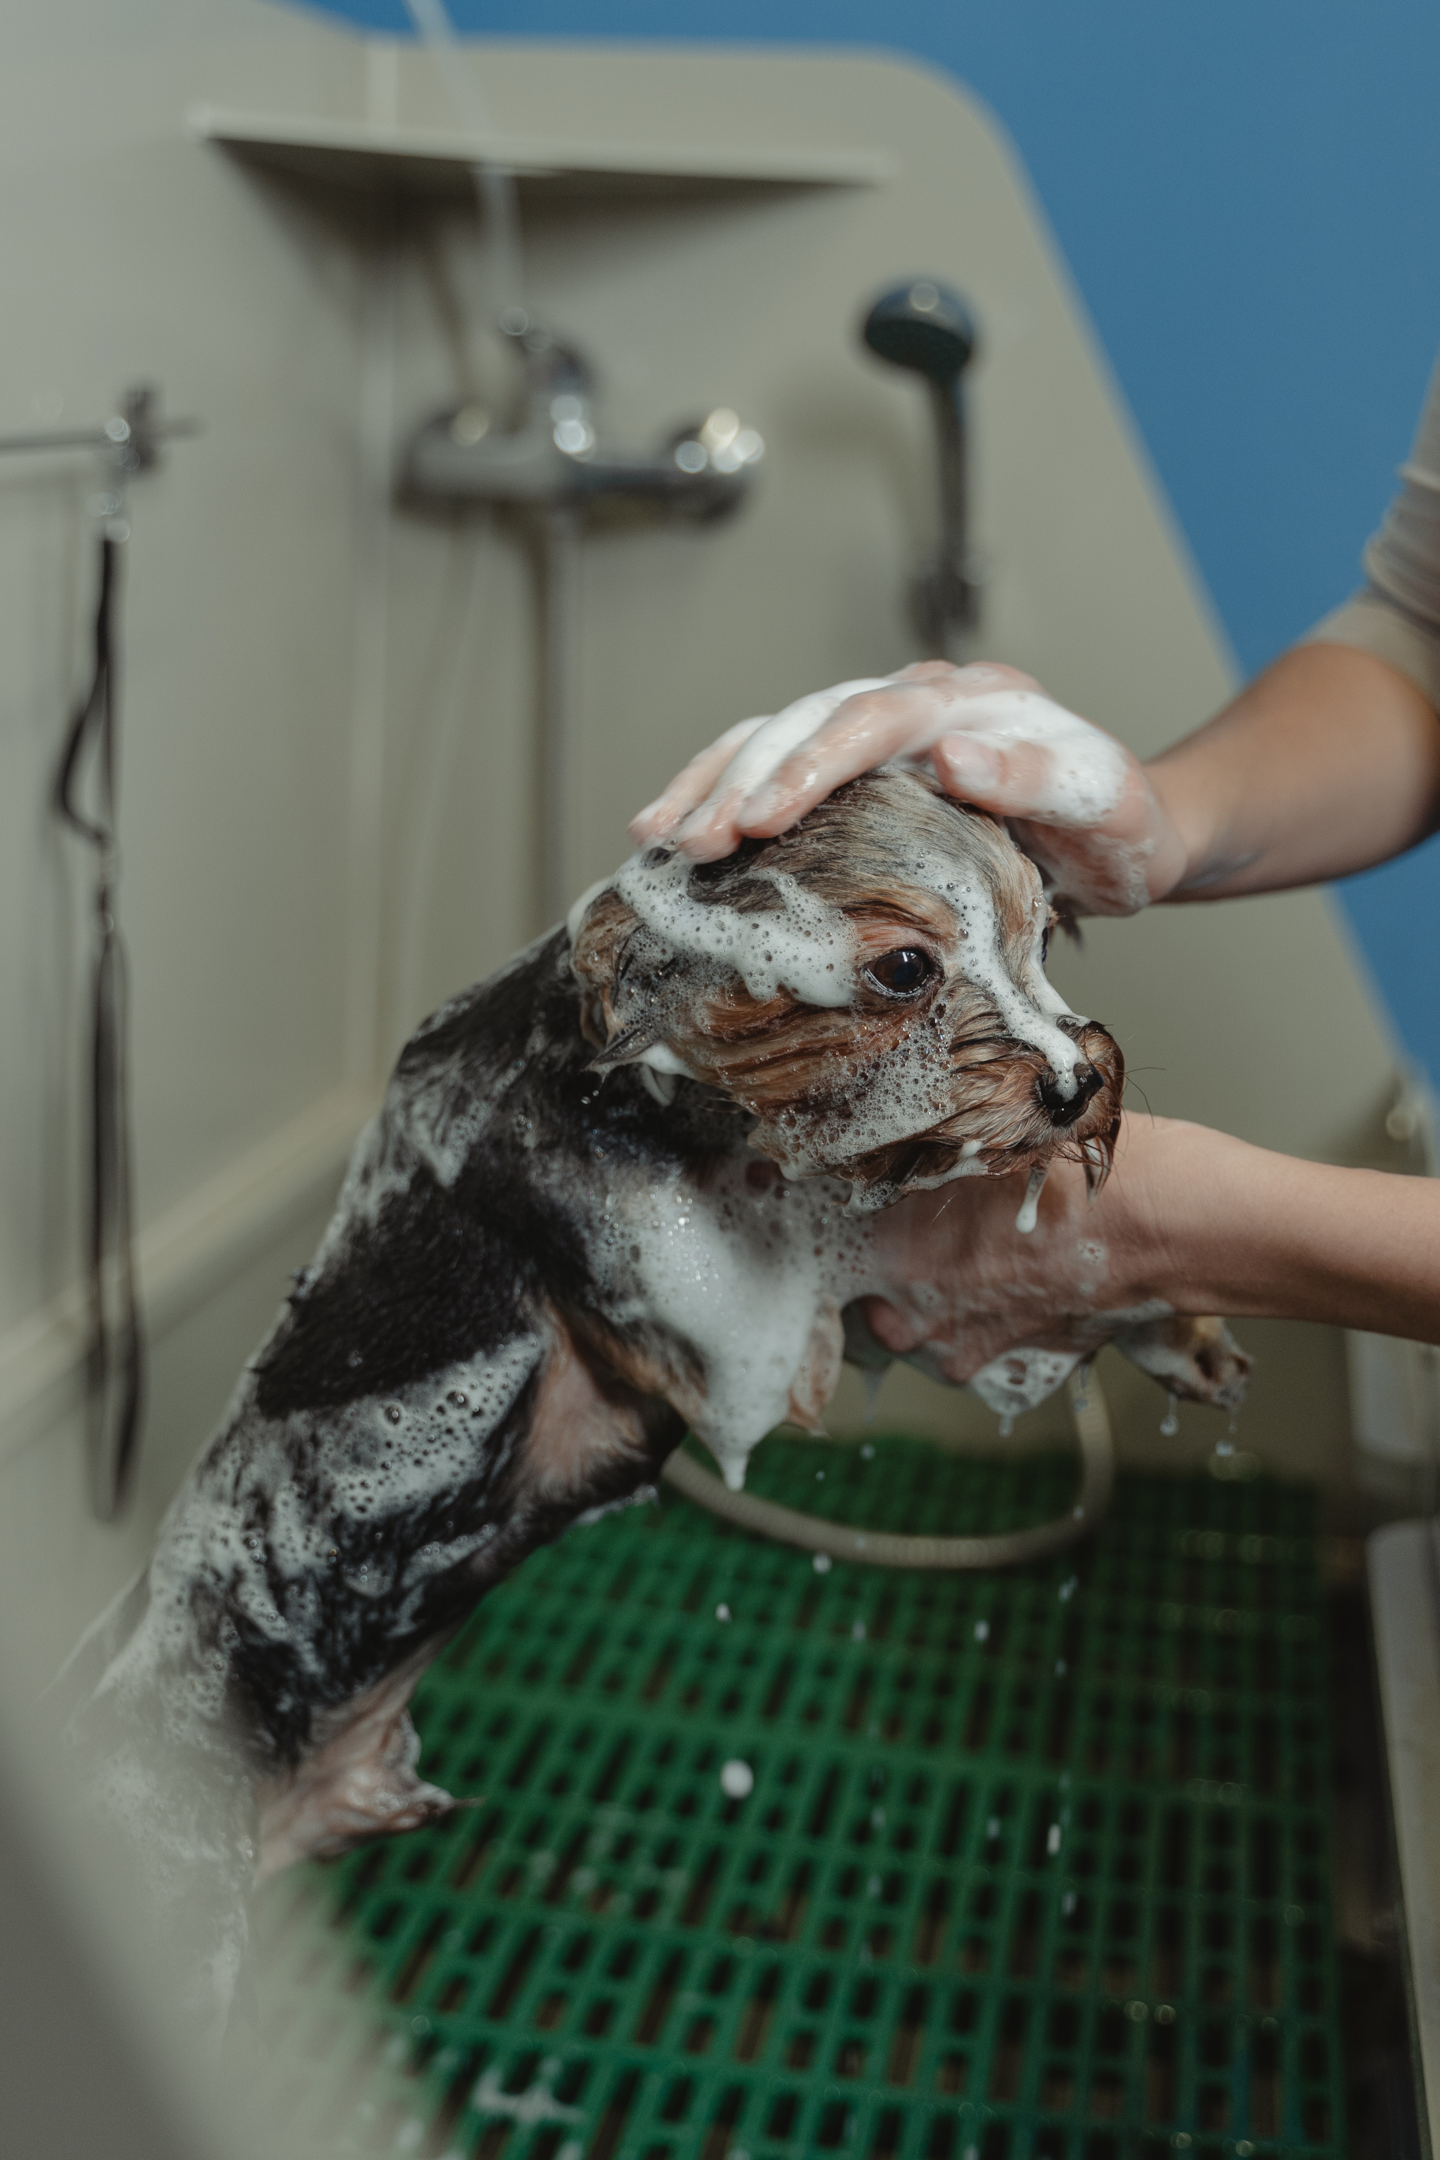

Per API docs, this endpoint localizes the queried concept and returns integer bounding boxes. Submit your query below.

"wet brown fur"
[572,769,1123,1202]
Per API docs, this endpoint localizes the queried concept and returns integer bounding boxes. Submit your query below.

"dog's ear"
[570,886,697,1068]
[569,885,630,1052]
[1048,896,1082,949]
[585,1016,668,1073]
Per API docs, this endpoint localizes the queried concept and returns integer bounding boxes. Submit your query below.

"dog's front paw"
[1113,1314,1250,1411]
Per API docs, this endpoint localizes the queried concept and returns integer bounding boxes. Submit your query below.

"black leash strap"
[53,531,144,1520]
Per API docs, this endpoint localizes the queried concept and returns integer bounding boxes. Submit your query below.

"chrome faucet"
[403,319,764,932]
[406,319,763,517]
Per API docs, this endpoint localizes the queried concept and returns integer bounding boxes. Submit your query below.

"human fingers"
[927,690,1133,828]
[730,664,1057,839]
[628,716,768,846]
[725,683,953,839]
[669,676,891,859]
[640,663,1072,860]
[893,657,1042,694]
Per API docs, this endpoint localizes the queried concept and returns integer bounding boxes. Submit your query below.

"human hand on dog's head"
[628,661,1188,918]
[574,765,1124,1208]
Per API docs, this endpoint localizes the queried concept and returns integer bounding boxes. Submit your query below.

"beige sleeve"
[1302,353,1440,711]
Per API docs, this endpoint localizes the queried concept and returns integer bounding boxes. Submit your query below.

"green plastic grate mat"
[254,1436,1346,2160]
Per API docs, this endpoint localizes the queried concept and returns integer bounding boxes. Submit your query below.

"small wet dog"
[64,768,1245,2023]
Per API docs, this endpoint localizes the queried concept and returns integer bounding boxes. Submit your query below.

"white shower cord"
[660,1367,1114,1570]
[400,0,524,330]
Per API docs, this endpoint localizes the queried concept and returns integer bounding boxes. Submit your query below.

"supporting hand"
[863,1114,1440,1380]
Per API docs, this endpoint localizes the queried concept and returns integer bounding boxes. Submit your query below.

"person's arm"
[863,1117,1440,1383]
[1147,640,1440,899]
[1150,354,1440,894]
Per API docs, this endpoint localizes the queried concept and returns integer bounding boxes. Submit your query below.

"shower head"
[860,277,980,655]
[862,280,976,386]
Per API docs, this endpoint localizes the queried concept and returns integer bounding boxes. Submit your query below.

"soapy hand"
[861,1151,1144,1384]
[629,660,1188,916]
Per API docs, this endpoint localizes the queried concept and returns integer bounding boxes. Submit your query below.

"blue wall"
[307,0,1440,1083]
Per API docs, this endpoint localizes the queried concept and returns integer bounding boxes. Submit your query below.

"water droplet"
[719,1759,754,1799]
[1159,1391,1179,1437]
[812,1553,831,1574]
[384,1403,402,1425]
[448,1389,467,1409]
[715,1603,731,1622]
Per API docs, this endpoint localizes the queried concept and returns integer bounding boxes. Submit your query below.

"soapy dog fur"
[59,767,1247,2033]
[573,770,1123,1204]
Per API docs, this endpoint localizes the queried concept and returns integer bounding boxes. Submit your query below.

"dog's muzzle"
[1038,1060,1105,1129]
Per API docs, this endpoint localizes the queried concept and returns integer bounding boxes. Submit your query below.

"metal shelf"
[186,103,895,201]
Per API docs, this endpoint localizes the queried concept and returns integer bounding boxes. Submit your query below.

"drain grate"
[255,1436,1345,2159]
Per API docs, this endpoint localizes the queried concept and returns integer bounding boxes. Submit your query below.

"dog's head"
[569,767,1123,1208]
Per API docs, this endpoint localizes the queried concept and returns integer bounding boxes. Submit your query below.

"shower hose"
[660,1366,1113,1570]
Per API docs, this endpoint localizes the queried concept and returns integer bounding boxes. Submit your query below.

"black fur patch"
[225,1365,544,1765]
[253,937,738,1420]
[252,1156,586,1417]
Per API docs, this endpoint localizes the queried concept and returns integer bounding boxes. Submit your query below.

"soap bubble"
[720,1759,754,1799]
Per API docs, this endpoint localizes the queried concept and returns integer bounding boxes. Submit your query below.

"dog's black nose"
[1038,1060,1104,1128]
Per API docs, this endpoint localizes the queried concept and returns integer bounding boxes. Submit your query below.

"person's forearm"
[862,1115,1439,1381]
[1143,642,1440,901]
[1114,1117,1440,1341]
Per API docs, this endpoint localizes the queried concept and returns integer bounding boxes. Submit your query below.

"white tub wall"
[0,0,378,1295]
[0,12,1403,1679]
[0,0,382,1677]
[0,1194,339,1698]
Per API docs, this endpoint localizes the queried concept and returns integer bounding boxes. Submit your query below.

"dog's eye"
[864,948,936,997]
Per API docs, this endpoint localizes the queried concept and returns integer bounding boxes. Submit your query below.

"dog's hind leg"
[256,1322,676,1876]
[255,1651,454,1875]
